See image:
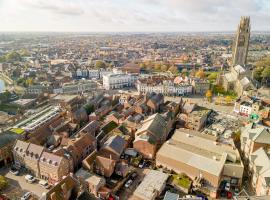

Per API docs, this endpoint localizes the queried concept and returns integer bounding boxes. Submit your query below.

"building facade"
[103,73,138,90]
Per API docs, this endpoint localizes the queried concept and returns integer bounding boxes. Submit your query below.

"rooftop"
[134,170,169,200]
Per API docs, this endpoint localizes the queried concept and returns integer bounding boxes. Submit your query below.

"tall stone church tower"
[232,16,250,67]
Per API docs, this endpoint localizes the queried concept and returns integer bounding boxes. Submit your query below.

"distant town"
[0,16,269,200]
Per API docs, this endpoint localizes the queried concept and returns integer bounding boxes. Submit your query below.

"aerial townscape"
[0,2,270,200]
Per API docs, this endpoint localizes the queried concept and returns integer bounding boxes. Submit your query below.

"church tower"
[232,16,250,67]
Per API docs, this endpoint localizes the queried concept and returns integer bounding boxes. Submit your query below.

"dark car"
[9,166,19,176]
[196,194,208,200]
[130,172,138,180]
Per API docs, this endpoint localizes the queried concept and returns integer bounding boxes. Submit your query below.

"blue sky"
[0,0,269,32]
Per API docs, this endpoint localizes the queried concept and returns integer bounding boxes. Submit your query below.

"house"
[249,148,270,196]
[105,112,124,125]
[94,156,116,178]
[66,133,97,170]
[13,140,72,183]
[75,168,105,198]
[156,128,244,198]
[40,175,79,200]
[133,113,168,159]
[39,151,70,184]
[191,78,210,95]
[146,93,164,113]
[185,106,211,131]
[79,120,100,136]
[99,135,127,160]
[0,132,21,167]
[234,96,261,116]
[241,123,270,160]
[133,170,169,200]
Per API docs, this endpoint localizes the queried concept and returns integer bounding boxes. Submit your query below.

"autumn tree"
[154,63,161,71]
[168,66,179,74]
[195,69,205,79]
[95,60,106,69]
[0,175,8,191]
[225,95,232,104]
[205,90,213,102]
[161,65,168,71]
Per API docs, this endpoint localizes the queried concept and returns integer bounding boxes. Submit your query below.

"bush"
[0,175,8,191]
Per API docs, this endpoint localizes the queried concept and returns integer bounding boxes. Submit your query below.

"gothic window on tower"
[238,35,245,46]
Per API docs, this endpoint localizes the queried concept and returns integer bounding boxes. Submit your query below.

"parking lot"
[0,167,48,199]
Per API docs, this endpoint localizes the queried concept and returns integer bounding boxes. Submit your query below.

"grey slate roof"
[102,135,126,156]
[0,132,20,148]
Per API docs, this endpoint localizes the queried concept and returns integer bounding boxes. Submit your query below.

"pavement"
[0,167,48,199]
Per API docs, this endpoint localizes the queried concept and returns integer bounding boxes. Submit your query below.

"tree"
[207,72,218,80]
[168,66,179,74]
[0,175,8,191]
[205,90,213,102]
[161,65,168,71]
[261,66,270,85]
[26,78,33,86]
[84,104,94,115]
[5,51,21,62]
[225,95,232,104]
[195,69,205,79]
[140,63,146,69]
[154,63,161,71]
[95,60,106,69]
[253,67,263,82]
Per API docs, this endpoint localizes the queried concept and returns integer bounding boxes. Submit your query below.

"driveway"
[0,167,48,199]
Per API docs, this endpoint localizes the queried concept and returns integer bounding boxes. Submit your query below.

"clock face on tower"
[238,35,245,46]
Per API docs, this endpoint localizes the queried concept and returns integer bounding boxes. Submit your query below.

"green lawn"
[0,103,19,113]
[172,174,192,189]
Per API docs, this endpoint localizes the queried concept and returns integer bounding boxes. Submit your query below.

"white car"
[39,180,51,189]
[124,179,133,188]
[21,192,31,200]
[225,182,230,191]
[25,174,36,183]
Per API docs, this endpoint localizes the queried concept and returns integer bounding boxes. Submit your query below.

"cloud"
[22,0,84,16]
[0,0,269,31]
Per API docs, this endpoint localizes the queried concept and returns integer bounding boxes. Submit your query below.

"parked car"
[234,188,239,196]
[183,195,197,199]
[138,161,145,168]
[225,182,230,191]
[25,174,36,183]
[124,179,133,188]
[9,166,19,176]
[21,192,31,200]
[130,172,138,180]
[196,194,208,200]
[39,180,51,189]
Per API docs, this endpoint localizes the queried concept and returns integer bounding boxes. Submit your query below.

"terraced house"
[13,140,71,183]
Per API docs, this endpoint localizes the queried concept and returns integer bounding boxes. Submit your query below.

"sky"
[0,0,270,32]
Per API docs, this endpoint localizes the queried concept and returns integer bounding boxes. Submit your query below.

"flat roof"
[157,140,226,176]
[157,129,242,176]
[134,170,168,200]
[52,94,78,103]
